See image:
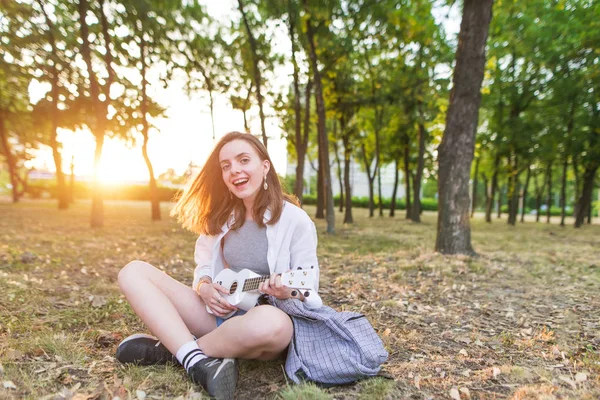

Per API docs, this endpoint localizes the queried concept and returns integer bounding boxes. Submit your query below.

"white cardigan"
[193,201,323,309]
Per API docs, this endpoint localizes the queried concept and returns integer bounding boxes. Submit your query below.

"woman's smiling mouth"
[232,178,249,187]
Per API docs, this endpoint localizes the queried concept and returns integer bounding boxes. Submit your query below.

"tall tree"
[237,0,268,147]
[78,0,116,228]
[34,0,71,209]
[435,0,493,254]
[120,0,176,220]
[0,1,35,203]
[303,0,335,233]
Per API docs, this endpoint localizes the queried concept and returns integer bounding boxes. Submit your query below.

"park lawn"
[0,199,599,399]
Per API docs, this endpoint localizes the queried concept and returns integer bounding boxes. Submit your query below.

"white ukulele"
[206,268,317,319]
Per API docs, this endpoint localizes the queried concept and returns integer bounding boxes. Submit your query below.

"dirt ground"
[1,199,598,399]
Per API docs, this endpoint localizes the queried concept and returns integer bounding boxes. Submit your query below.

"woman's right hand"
[198,282,237,317]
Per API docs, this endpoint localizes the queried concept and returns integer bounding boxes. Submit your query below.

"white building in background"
[286,156,406,199]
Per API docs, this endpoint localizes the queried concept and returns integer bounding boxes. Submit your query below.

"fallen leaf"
[520,327,533,336]
[0,363,4,375]
[559,375,576,390]
[383,328,391,337]
[575,372,587,383]
[5,349,23,361]
[457,336,471,344]
[449,387,461,400]
[414,375,421,390]
[459,387,471,399]
[3,381,17,390]
[462,369,471,377]
[459,349,469,357]
[267,384,279,393]
[136,390,147,399]
[492,367,501,378]
[90,295,107,308]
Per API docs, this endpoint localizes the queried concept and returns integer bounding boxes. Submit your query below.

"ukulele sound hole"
[230,281,238,294]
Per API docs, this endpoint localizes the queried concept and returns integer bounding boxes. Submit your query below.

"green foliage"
[500,205,570,217]
[301,194,438,211]
[25,180,180,202]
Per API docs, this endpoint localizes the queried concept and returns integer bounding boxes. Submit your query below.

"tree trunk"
[375,108,383,217]
[315,161,324,219]
[485,154,499,222]
[304,5,334,233]
[410,122,426,222]
[560,157,568,227]
[79,0,106,228]
[342,135,353,224]
[546,161,553,223]
[390,159,399,217]
[403,141,411,219]
[361,143,376,217]
[520,164,531,223]
[575,165,598,227]
[435,0,493,255]
[289,6,304,202]
[471,156,480,218]
[140,35,160,221]
[242,83,252,132]
[38,0,68,210]
[332,127,344,213]
[90,135,105,228]
[483,175,489,218]
[586,188,593,224]
[207,86,216,140]
[507,153,520,226]
[497,184,503,219]
[572,156,580,218]
[237,0,267,147]
[295,80,311,202]
[0,114,19,203]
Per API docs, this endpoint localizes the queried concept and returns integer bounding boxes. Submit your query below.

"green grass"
[1,199,599,399]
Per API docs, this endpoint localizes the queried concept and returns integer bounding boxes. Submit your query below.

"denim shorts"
[216,309,247,327]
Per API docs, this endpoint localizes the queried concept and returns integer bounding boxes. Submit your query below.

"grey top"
[223,220,270,275]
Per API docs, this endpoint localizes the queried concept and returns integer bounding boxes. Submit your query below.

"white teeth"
[233,178,248,186]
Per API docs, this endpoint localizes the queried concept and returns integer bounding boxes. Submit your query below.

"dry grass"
[1,198,599,399]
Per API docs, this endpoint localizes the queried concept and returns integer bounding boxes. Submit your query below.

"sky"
[27,1,460,184]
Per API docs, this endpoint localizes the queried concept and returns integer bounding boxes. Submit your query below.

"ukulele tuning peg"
[288,280,293,285]
[297,267,303,270]
[301,281,305,285]
[303,271,307,276]
[310,266,314,269]
[290,272,294,277]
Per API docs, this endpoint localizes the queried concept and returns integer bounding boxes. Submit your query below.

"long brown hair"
[171,131,299,235]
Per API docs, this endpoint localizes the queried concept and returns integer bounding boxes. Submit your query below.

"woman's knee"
[244,306,293,345]
[118,260,154,290]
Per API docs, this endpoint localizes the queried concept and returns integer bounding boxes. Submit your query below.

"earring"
[263,175,268,191]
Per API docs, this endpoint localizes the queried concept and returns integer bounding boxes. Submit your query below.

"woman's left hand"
[259,273,295,299]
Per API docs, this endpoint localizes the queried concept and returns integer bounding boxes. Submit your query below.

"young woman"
[116,131,322,399]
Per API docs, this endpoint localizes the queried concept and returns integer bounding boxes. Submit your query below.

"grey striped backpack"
[270,297,389,385]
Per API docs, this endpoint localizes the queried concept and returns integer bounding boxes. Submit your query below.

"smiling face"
[219,139,270,211]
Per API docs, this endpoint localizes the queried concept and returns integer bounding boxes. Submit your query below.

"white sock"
[176,340,207,371]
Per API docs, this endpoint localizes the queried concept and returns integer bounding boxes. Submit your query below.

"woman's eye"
[222,164,230,171]
[241,158,249,164]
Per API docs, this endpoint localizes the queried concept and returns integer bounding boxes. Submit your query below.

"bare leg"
[118,260,217,355]
[197,305,293,360]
